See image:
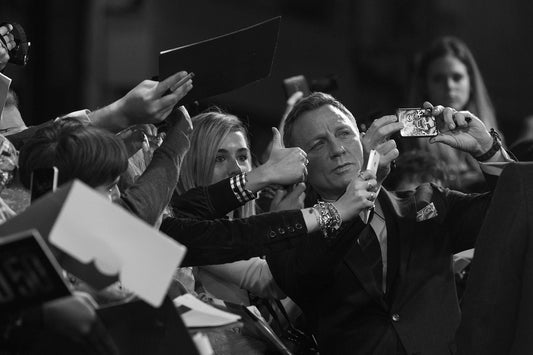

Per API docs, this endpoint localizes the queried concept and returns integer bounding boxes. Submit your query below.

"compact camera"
[0,22,30,66]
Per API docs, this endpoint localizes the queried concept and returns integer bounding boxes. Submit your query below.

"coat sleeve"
[118,123,190,225]
[160,208,308,266]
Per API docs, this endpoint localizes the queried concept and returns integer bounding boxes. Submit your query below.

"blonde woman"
[175,110,289,304]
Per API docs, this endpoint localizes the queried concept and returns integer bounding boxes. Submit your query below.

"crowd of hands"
[0,22,499,352]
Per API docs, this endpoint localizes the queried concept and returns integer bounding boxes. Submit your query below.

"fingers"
[365,115,403,141]
[155,81,193,115]
[291,182,307,196]
[170,72,195,92]
[287,91,304,106]
[271,127,284,149]
[0,24,13,37]
[358,170,377,181]
[154,71,189,97]
[271,188,288,206]
[375,139,399,165]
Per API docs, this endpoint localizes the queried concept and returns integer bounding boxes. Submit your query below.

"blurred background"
[1,0,531,158]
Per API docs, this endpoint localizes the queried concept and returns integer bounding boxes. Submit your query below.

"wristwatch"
[475,128,502,162]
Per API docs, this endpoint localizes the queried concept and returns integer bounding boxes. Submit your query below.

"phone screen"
[30,167,59,202]
[397,108,438,137]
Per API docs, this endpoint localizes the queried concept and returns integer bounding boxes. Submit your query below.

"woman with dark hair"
[407,36,502,191]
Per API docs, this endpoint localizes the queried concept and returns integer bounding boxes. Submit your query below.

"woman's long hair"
[176,109,255,218]
[409,36,498,132]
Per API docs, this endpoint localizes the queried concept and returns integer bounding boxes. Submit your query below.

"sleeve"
[439,186,494,253]
[160,209,308,266]
[199,258,286,299]
[118,124,190,225]
[172,173,254,219]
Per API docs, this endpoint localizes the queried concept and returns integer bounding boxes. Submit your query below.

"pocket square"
[416,202,438,222]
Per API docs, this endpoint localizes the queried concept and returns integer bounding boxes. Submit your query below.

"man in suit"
[267,92,511,354]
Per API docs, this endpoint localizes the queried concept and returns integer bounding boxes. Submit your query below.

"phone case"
[397,108,438,137]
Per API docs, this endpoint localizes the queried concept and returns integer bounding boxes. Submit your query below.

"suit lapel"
[343,222,387,309]
[379,190,416,300]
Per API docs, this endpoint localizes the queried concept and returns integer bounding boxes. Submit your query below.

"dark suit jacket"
[457,163,533,355]
[161,178,309,267]
[267,183,492,355]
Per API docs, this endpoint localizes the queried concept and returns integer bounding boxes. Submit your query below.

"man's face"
[291,104,363,200]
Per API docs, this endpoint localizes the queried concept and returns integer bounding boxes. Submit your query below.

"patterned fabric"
[230,173,256,204]
[0,134,18,188]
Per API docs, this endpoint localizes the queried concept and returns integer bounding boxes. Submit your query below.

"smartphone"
[282,75,311,99]
[396,108,438,137]
[360,150,380,224]
[30,167,59,202]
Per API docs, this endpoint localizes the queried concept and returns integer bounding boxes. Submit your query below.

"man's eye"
[339,130,351,137]
[310,141,324,151]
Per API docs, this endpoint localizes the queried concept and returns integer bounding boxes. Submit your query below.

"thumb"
[288,182,306,198]
[271,127,283,149]
[271,188,287,206]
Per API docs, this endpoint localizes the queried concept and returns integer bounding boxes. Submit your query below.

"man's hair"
[384,150,449,190]
[18,118,129,189]
[282,92,356,148]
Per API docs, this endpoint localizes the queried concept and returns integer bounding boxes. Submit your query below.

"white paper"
[192,333,214,355]
[49,180,187,307]
[174,293,241,328]
[0,72,12,116]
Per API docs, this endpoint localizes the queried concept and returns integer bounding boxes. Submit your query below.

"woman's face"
[211,130,252,184]
[426,55,471,110]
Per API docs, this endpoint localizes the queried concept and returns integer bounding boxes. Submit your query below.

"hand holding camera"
[0,22,30,69]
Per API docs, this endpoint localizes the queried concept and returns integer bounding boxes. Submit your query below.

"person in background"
[384,149,449,191]
[406,36,502,191]
[0,89,27,136]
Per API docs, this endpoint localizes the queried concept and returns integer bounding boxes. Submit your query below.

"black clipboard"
[97,297,200,355]
[159,17,281,105]
[0,229,71,314]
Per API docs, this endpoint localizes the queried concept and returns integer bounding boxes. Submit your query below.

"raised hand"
[89,71,193,132]
[361,115,402,184]
[116,124,158,157]
[423,102,493,156]
[246,127,308,192]
[0,24,15,71]
[332,169,378,222]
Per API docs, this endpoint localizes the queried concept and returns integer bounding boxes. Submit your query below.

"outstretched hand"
[89,71,193,132]
[116,71,193,125]
[423,102,493,156]
[116,124,158,157]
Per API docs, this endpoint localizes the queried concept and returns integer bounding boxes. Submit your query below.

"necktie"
[358,223,383,291]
